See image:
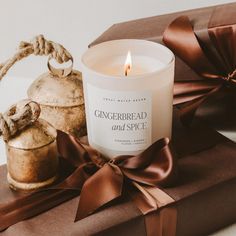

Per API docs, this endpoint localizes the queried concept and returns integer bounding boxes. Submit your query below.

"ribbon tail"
[75,163,124,221]
[173,80,222,105]
[129,183,176,236]
[179,84,222,125]
[130,182,175,215]
[131,182,159,213]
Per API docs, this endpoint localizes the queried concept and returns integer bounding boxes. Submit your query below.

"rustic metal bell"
[0,35,86,137]
[0,100,58,190]
[28,60,86,137]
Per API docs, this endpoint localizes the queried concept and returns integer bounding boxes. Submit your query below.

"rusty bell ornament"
[0,35,86,137]
[0,100,58,190]
[28,62,86,137]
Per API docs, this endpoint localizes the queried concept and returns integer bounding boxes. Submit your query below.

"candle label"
[87,84,152,152]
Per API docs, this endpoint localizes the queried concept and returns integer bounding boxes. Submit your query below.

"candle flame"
[124,51,132,76]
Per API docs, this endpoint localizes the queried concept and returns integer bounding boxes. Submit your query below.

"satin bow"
[56,131,177,221]
[0,131,177,231]
[163,15,236,124]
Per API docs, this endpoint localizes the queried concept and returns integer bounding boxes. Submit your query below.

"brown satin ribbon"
[130,185,177,236]
[163,11,236,124]
[0,131,177,236]
[57,132,177,222]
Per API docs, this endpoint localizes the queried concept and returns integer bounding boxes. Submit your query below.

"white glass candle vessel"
[81,39,174,158]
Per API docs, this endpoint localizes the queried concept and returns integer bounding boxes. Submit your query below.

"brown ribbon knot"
[163,14,236,124]
[56,131,177,222]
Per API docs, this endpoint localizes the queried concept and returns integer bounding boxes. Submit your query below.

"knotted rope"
[0,100,40,142]
[0,35,72,80]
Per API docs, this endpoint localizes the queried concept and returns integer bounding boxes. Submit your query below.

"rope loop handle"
[0,100,41,142]
[0,35,73,80]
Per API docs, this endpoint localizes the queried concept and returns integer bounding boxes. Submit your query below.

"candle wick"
[125,65,130,76]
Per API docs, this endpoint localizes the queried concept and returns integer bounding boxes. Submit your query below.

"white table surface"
[0,76,235,235]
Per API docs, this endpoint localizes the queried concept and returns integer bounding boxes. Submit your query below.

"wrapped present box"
[1,111,236,236]
[90,2,235,83]
[1,3,236,236]
[90,2,236,135]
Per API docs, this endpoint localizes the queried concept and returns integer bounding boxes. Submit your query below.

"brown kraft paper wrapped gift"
[1,111,236,236]
[1,3,236,236]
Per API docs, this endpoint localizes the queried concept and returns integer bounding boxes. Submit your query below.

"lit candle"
[124,51,131,76]
[81,39,175,158]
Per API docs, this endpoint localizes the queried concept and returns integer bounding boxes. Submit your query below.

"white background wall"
[0,1,236,235]
[0,0,235,110]
[0,0,235,78]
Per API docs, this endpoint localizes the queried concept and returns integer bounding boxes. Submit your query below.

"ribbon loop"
[163,15,236,124]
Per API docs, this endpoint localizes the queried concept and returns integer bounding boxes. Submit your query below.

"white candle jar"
[82,39,175,158]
